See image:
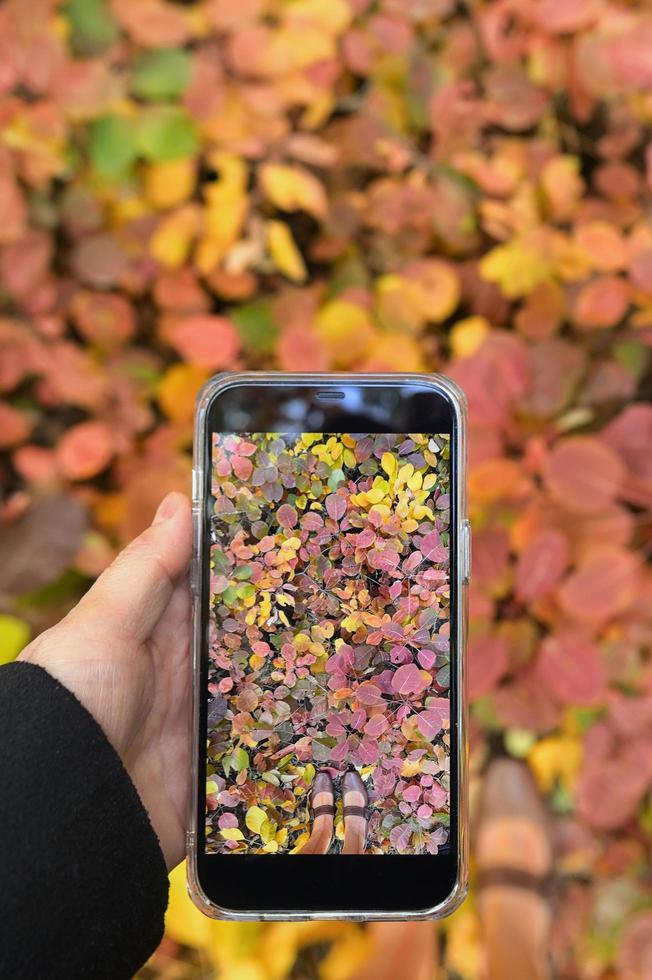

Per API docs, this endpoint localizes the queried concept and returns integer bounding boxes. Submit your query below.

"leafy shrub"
[2,0,652,974]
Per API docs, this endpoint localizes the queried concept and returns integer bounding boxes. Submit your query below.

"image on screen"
[205,432,451,855]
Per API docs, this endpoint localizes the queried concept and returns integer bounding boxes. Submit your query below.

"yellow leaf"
[316,300,376,368]
[149,204,200,268]
[401,759,421,777]
[529,735,582,793]
[157,363,208,423]
[283,0,352,34]
[165,862,212,950]
[365,333,425,371]
[319,928,372,980]
[0,615,30,664]
[245,806,268,835]
[220,827,245,841]
[480,233,555,299]
[450,316,490,359]
[197,152,249,274]
[266,220,307,282]
[380,452,396,477]
[260,163,327,219]
[144,159,196,209]
[375,274,424,333]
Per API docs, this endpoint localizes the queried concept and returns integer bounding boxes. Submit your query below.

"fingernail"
[153,493,180,525]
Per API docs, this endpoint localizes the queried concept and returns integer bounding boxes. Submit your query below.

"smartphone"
[188,372,469,920]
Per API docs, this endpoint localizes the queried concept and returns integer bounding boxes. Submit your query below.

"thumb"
[71,492,192,643]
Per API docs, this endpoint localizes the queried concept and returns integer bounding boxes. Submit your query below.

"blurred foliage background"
[2,0,652,976]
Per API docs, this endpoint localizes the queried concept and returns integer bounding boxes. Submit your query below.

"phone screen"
[194,378,464,915]
[205,430,451,856]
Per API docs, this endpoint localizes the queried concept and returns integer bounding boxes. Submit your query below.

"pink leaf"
[392,663,429,696]
[325,493,346,521]
[468,633,509,699]
[358,738,379,764]
[416,704,448,739]
[276,503,298,528]
[355,682,385,706]
[536,630,607,706]
[417,650,437,670]
[419,531,448,563]
[364,714,389,738]
[515,529,570,601]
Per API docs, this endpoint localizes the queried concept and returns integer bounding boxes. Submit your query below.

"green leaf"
[230,301,279,355]
[236,583,256,601]
[0,615,30,665]
[63,0,119,56]
[137,106,199,162]
[131,49,192,102]
[232,748,250,772]
[90,116,138,180]
[327,467,345,491]
[233,565,253,581]
[615,341,650,380]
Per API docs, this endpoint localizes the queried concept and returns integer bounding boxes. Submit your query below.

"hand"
[19,492,192,870]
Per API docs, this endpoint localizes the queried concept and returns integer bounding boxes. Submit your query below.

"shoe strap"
[343,805,367,819]
[312,804,335,819]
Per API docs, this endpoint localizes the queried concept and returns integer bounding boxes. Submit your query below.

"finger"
[71,492,192,643]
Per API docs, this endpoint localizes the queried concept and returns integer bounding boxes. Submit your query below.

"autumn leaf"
[266,220,307,282]
[260,163,328,219]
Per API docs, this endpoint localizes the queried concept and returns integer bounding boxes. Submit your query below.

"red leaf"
[468,633,509,700]
[542,436,625,514]
[536,630,607,705]
[56,421,114,481]
[515,529,570,601]
[558,547,640,624]
[170,314,240,369]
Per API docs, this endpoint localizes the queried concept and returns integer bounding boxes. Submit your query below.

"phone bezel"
[188,372,468,920]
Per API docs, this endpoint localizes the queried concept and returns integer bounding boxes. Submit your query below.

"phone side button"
[190,557,199,596]
[462,520,471,584]
[192,467,202,503]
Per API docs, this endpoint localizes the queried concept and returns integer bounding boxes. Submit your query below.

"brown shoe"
[342,769,368,855]
[297,771,335,855]
[475,758,553,980]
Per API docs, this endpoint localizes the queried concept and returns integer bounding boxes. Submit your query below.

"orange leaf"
[543,436,625,514]
[57,421,114,481]
[157,363,209,423]
[573,275,630,329]
[169,314,240,369]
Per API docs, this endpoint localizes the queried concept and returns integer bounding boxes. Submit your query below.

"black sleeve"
[0,661,169,980]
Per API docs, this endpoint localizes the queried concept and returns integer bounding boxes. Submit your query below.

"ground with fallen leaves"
[206,432,451,855]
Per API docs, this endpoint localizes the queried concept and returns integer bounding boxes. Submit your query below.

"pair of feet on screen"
[298,770,368,855]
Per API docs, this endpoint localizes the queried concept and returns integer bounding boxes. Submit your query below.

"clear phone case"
[187,372,469,921]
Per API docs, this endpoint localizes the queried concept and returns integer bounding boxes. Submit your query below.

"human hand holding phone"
[19,491,193,871]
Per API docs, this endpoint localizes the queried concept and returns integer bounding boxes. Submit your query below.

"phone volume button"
[462,521,471,584]
[192,467,202,503]
[190,557,199,596]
